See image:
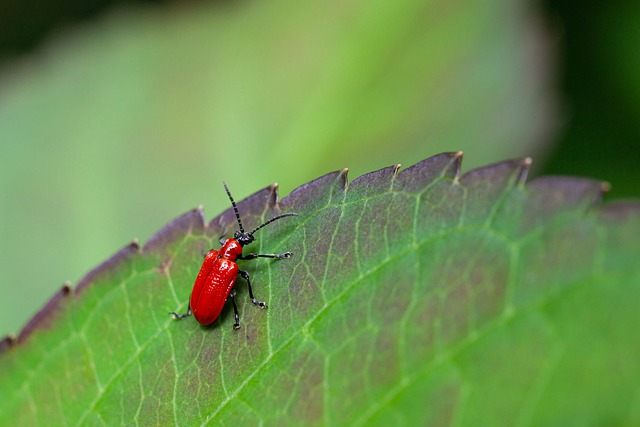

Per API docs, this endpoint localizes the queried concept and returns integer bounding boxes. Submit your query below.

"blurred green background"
[0,0,638,338]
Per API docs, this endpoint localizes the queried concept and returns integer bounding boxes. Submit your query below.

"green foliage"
[1,153,639,425]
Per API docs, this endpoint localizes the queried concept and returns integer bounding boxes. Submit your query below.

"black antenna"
[249,213,299,237]
[223,181,245,233]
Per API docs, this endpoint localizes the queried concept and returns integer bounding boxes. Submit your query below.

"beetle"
[169,182,298,329]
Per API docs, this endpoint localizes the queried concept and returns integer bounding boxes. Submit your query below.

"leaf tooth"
[0,335,16,354]
[17,282,72,344]
[396,152,463,192]
[349,164,403,196]
[279,169,348,212]
[338,168,349,190]
[268,182,280,206]
[518,157,533,185]
[527,177,608,209]
[453,150,464,184]
[460,157,533,192]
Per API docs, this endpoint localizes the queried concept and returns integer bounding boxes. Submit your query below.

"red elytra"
[170,182,298,329]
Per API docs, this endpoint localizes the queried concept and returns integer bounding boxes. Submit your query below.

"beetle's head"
[234,230,255,247]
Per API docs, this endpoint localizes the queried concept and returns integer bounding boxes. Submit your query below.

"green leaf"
[1,153,639,426]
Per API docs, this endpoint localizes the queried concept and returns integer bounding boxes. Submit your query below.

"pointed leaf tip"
[460,157,532,188]
[528,176,608,208]
[17,284,71,344]
[0,336,15,354]
[396,152,462,192]
[350,164,402,196]
[279,169,348,212]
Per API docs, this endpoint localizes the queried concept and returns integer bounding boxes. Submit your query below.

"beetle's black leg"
[240,252,292,260]
[238,270,267,309]
[169,304,192,320]
[228,289,241,330]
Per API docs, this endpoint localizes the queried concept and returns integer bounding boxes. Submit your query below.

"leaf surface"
[1,153,639,426]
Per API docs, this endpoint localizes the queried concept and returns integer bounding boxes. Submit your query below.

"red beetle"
[170,182,298,329]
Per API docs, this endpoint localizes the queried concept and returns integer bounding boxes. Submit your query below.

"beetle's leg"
[169,304,192,320]
[229,289,241,330]
[240,251,292,260]
[238,270,268,309]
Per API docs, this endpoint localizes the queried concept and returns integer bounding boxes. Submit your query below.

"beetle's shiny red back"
[190,248,239,325]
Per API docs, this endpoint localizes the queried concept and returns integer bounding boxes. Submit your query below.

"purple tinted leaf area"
[17,284,71,343]
[395,151,462,193]
[459,158,530,226]
[144,208,206,256]
[280,170,348,213]
[349,164,400,196]
[1,152,639,426]
[75,241,140,293]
